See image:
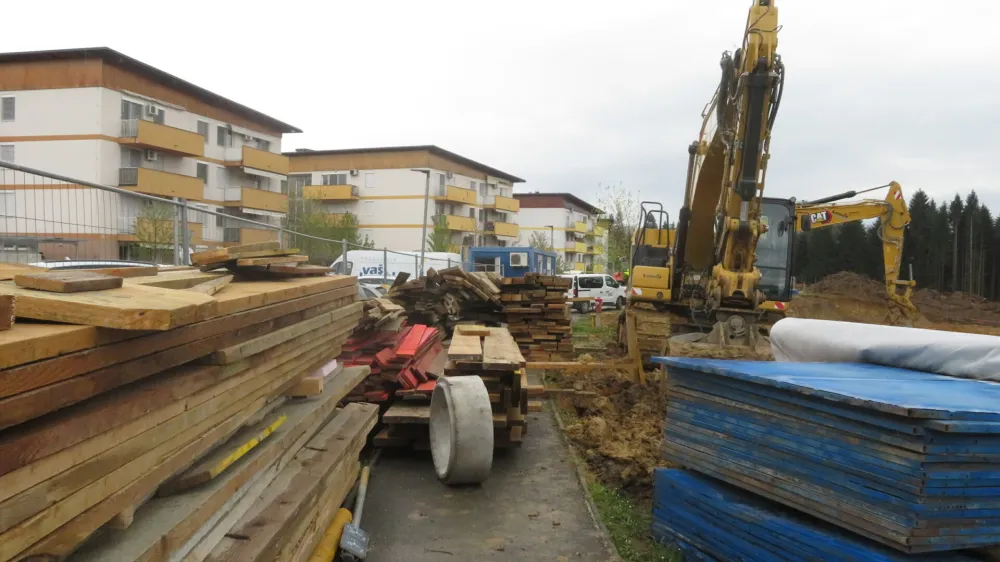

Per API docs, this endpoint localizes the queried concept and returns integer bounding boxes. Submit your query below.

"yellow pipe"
[307,508,353,562]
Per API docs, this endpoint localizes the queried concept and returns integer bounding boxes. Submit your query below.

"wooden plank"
[69,368,370,562]
[190,242,281,266]
[448,332,483,361]
[13,271,124,293]
[454,325,492,337]
[0,295,11,332]
[235,255,308,267]
[187,275,233,296]
[0,334,342,538]
[0,297,357,431]
[78,266,159,278]
[2,345,347,562]
[205,403,377,562]
[275,459,358,562]
[158,413,288,496]
[283,359,342,398]
[0,262,45,281]
[525,361,636,372]
[126,271,226,290]
[0,285,354,402]
[213,275,356,317]
[0,281,217,331]
[202,304,362,365]
[0,303,355,491]
[235,264,332,278]
[384,404,507,428]
[482,328,525,370]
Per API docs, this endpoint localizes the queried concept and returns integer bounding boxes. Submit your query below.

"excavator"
[619,0,788,365]
[617,0,919,367]
[758,182,918,325]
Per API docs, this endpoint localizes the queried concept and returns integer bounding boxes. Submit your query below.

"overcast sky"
[7,0,1000,214]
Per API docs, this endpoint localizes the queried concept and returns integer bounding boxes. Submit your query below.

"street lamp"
[412,168,431,278]
[545,225,554,249]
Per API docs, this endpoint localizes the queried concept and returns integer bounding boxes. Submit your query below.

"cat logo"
[810,210,833,224]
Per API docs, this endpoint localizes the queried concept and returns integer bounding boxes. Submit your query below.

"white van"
[330,250,462,281]
[559,273,627,312]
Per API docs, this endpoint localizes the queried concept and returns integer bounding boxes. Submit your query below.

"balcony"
[484,195,519,212]
[592,263,606,273]
[120,119,204,157]
[223,227,278,245]
[436,214,476,232]
[303,185,359,201]
[224,187,288,214]
[595,245,606,255]
[485,221,519,238]
[594,225,606,237]
[119,167,203,200]
[564,241,586,253]
[224,146,290,175]
[441,185,477,205]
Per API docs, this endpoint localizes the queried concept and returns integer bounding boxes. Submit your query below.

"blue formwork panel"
[651,469,981,562]
[653,357,1000,553]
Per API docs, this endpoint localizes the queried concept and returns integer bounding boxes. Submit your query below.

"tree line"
[794,189,1000,299]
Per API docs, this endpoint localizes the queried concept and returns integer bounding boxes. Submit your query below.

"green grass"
[572,317,616,339]
[587,482,683,562]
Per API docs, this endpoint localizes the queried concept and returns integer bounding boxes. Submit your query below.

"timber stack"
[342,322,446,403]
[0,244,376,562]
[195,240,332,279]
[375,325,538,450]
[500,274,574,361]
[387,267,504,333]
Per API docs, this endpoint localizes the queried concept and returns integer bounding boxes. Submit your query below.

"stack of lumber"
[651,469,979,562]
[500,273,574,361]
[0,271,374,561]
[356,297,405,333]
[375,325,537,450]
[194,241,331,278]
[343,323,445,403]
[388,267,503,333]
[655,356,1000,553]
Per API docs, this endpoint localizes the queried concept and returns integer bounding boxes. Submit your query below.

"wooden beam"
[235,255,309,267]
[448,332,483,361]
[0,281,217,331]
[191,242,280,266]
[0,295,11,332]
[126,271,226,290]
[187,275,233,296]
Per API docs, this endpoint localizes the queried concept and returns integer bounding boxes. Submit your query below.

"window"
[197,121,209,142]
[280,179,288,194]
[470,181,477,192]
[578,276,602,289]
[438,173,445,195]
[322,173,347,186]
[216,126,232,147]
[0,145,13,163]
[196,163,208,183]
[152,109,165,125]
[469,208,475,218]
[121,100,142,120]
[1,97,14,122]
[479,183,487,197]
[121,148,141,168]
[256,139,271,152]
[0,191,13,217]
[604,276,618,288]
[365,172,375,188]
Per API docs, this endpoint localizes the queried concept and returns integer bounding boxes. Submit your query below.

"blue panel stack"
[652,357,1000,554]
[652,469,981,562]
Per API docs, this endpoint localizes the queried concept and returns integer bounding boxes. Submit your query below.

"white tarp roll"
[770,318,1000,381]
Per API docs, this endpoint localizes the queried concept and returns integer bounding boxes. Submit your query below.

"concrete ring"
[429,376,494,485]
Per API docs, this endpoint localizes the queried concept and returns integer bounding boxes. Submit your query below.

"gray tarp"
[770,318,1000,381]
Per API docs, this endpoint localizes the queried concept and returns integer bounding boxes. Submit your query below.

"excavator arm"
[795,181,917,318]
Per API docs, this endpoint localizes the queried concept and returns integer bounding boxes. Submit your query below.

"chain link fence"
[0,161,463,277]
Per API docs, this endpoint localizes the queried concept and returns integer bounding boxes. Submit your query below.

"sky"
[6,0,1000,214]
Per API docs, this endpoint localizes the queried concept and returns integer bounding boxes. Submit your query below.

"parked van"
[330,250,462,281]
[559,273,627,312]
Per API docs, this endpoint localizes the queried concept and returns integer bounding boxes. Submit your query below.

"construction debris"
[0,272,376,562]
[500,273,574,361]
[191,241,329,279]
[388,267,504,333]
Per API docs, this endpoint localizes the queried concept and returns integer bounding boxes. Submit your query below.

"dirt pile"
[912,289,1000,325]
[549,368,668,498]
[807,271,886,302]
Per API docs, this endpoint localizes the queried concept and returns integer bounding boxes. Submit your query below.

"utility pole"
[412,169,431,278]
[546,225,554,249]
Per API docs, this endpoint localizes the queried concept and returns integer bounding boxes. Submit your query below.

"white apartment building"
[514,192,609,273]
[286,146,524,253]
[0,47,299,260]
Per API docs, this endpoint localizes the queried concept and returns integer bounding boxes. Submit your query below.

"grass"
[587,481,683,562]
[572,317,617,340]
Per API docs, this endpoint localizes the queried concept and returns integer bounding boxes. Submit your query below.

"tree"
[134,202,176,264]
[596,181,640,272]
[527,230,570,273]
[290,212,373,265]
[426,215,452,252]
[948,195,964,291]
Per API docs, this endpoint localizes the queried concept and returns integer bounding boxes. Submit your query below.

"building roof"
[0,47,301,134]
[514,192,603,215]
[285,145,524,183]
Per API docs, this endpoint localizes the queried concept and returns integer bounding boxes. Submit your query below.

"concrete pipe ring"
[429,376,494,485]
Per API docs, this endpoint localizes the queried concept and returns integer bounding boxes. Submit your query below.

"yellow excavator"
[619,0,788,364]
[758,181,917,324]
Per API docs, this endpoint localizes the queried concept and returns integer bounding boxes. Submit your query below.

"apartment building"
[0,47,299,260]
[285,145,524,253]
[514,192,609,273]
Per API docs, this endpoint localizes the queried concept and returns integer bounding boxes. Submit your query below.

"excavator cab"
[756,198,796,303]
[628,201,675,304]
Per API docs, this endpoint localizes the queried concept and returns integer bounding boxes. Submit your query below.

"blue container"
[465,246,557,278]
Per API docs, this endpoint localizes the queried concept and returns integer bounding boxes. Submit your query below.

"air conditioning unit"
[145,104,158,116]
[509,252,528,267]
[144,150,158,162]
[349,169,359,176]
